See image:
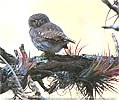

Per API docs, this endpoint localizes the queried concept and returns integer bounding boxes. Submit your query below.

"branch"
[34,56,92,72]
[101,0,119,14]
[102,24,119,31]
[0,46,93,95]
[0,44,119,99]
[0,47,17,64]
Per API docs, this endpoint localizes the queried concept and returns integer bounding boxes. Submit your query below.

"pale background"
[0,0,119,99]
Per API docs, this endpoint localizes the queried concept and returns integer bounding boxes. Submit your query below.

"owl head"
[28,13,50,28]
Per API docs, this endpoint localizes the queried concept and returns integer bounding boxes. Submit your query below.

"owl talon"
[42,52,55,57]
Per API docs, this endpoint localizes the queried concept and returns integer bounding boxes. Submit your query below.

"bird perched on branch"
[28,13,75,55]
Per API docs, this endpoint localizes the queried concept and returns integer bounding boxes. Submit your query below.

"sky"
[0,0,119,99]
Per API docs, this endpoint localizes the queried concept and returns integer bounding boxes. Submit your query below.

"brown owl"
[28,13,75,55]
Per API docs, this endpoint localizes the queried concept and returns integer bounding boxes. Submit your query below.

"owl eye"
[32,20,37,24]
[41,19,45,23]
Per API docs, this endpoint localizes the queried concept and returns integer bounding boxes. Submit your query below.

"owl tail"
[64,35,75,44]
[67,38,76,44]
[63,38,75,49]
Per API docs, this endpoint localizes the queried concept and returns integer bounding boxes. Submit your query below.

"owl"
[28,13,75,55]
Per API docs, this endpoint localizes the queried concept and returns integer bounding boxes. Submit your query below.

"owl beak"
[37,22,40,27]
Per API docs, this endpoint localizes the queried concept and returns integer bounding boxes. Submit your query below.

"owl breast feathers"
[28,13,75,54]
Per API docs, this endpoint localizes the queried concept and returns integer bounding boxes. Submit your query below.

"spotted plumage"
[28,13,75,55]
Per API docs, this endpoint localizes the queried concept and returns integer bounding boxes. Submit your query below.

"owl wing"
[36,29,75,43]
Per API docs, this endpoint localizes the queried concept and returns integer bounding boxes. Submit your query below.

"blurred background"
[0,0,118,56]
[0,0,119,99]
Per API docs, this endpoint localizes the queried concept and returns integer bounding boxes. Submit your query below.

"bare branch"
[0,47,17,64]
[101,0,119,14]
[102,24,119,31]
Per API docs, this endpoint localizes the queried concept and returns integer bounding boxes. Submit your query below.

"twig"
[112,33,119,63]
[27,75,41,93]
[102,24,119,31]
[26,75,45,100]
